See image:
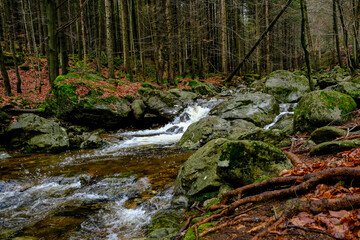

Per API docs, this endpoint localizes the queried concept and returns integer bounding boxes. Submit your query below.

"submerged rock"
[264,70,310,103]
[210,92,279,127]
[174,138,291,197]
[293,90,357,132]
[5,114,69,153]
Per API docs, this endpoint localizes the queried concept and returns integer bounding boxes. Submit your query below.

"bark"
[265,0,271,74]
[166,0,175,84]
[120,0,131,76]
[105,0,115,79]
[96,0,103,73]
[333,0,343,68]
[300,0,315,91]
[136,0,145,76]
[46,0,59,88]
[57,0,68,76]
[79,0,87,62]
[220,0,228,74]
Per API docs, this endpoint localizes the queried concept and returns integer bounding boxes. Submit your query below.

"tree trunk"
[120,0,131,77]
[333,0,343,68]
[136,0,145,76]
[79,0,87,62]
[166,0,175,84]
[96,0,103,73]
[303,0,317,70]
[46,0,59,88]
[255,0,261,73]
[220,0,228,74]
[265,0,271,74]
[105,0,115,79]
[300,0,315,91]
[57,0,68,76]
[0,44,12,96]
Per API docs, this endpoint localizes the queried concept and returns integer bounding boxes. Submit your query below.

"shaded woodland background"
[0,0,359,93]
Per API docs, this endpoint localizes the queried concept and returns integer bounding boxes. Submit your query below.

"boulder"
[131,99,146,120]
[79,132,107,149]
[174,138,292,197]
[177,116,231,149]
[5,114,69,153]
[188,80,217,96]
[169,88,198,102]
[293,90,357,132]
[310,139,360,156]
[210,93,279,127]
[332,82,360,105]
[217,140,292,185]
[174,138,228,196]
[48,77,132,129]
[310,126,347,144]
[140,89,183,121]
[264,70,310,103]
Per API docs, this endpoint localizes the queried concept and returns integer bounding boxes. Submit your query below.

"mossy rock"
[142,82,160,89]
[310,126,347,144]
[184,223,217,240]
[293,90,357,132]
[310,139,360,156]
[332,82,360,105]
[216,140,292,186]
[148,209,184,230]
[188,80,217,96]
[264,70,310,103]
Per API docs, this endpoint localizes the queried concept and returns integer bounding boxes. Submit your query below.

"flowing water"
[0,99,218,240]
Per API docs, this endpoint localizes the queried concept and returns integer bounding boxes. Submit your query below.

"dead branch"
[284,151,303,167]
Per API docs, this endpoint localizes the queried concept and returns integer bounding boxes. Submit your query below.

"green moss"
[102,95,119,104]
[184,223,217,240]
[54,75,67,85]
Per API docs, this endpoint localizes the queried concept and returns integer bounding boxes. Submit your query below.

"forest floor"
[0,57,224,110]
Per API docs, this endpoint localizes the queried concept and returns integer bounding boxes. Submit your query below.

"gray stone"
[6,114,69,153]
[131,99,146,120]
[332,82,360,105]
[0,152,11,160]
[210,93,279,127]
[171,196,189,209]
[264,70,310,103]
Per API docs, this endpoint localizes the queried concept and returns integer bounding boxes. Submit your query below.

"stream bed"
[0,100,217,240]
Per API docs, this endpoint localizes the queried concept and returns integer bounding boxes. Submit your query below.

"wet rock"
[5,114,69,153]
[216,140,292,186]
[264,70,310,103]
[203,198,220,209]
[169,88,198,102]
[178,116,230,149]
[293,90,357,132]
[310,139,360,156]
[310,126,347,144]
[148,209,185,230]
[141,89,183,121]
[132,99,146,120]
[80,132,107,149]
[210,93,279,127]
[171,196,189,209]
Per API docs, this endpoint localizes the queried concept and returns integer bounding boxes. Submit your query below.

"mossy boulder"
[178,116,231,150]
[131,99,146,120]
[310,126,347,144]
[293,90,357,132]
[174,138,292,197]
[188,80,217,96]
[264,70,310,103]
[5,114,69,153]
[217,140,292,186]
[210,93,279,127]
[332,82,360,105]
[47,75,132,129]
[310,139,360,156]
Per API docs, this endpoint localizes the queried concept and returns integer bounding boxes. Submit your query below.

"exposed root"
[284,225,336,239]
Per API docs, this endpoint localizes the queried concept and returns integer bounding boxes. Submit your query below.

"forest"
[1,0,360,240]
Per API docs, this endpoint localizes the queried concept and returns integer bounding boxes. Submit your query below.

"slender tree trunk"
[105,0,115,79]
[57,0,68,76]
[136,0,145,76]
[36,0,44,56]
[166,0,175,84]
[220,0,228,74]
[300,0,314,91]
[46,0,59,88]
[255,0,261,73]
[303,0,317,70]
[79,0,87,62]
[96,0,103,73]
[333,0,343,68]
[120,0,131,77]
[265,0,271,73]
[0,44,12,96]
[337,0,354,72]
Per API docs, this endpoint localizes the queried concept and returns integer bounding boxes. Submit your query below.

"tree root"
[190,167,360,239]
[284,225,336,239]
